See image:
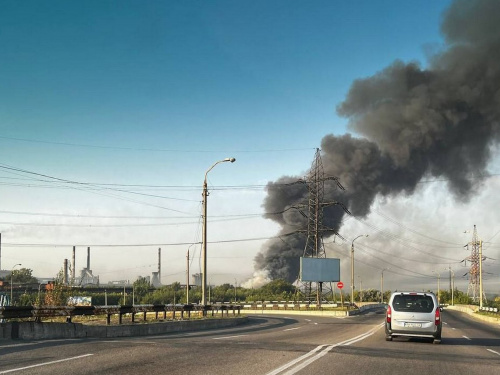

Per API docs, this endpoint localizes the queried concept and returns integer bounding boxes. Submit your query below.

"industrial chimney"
[64,259,69,285]
[158,247,161,285]
[72,246,76,284]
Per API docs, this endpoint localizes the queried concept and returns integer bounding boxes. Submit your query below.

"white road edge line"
[0,354,93,374]
[212,335,248,340]
[284,327,301,332]
[266,323,384,375]
[487,349,500,356]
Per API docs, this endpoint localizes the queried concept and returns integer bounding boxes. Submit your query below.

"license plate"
[405,322,422,328]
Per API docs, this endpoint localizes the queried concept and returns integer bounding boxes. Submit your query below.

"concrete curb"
[0,317,248,340]
[242,309,348,318]
[241,303,385,318]
[446,305,500,326]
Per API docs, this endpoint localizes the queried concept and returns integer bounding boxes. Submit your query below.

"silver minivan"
[385,292,442,344]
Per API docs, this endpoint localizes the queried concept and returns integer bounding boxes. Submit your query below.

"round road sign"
[337,282,344,289]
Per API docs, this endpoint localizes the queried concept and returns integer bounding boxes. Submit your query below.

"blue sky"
[4,0,496,294]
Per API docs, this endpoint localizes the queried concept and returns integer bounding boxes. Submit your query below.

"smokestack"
[64,259,68,285]
[256,0,500,282]
[87,247,90,270]
[158,248,161,285]
[72,246,76,283]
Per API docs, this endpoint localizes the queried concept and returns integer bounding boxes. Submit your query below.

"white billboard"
[300,257,340,282]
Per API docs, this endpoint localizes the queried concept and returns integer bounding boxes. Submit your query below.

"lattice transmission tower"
[465,225,486,303]
[298,149,348,304]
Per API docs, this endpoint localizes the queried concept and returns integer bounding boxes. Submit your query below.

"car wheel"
[433,338,441,344]
[385,336,393,341]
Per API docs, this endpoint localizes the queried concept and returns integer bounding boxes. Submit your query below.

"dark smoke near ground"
[255,0,500,282]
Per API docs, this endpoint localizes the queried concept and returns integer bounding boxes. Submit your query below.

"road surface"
[0,308,499,374]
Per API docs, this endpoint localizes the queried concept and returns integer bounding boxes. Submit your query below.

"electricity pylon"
[464,225,486,305]
[298,149,349,304]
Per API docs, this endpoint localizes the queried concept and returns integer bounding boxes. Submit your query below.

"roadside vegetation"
[2,269,499,313]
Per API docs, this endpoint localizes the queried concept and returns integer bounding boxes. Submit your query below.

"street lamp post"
[447,268,455,306]
[186,243,196,305]
[358,276,362,302]
[479,239,484,309]
[381,268,390,303]
[432,271,441,305]
[351,235,368,306]
[234,278,237,303]
[10,263,22,305]
[202,158,236,306]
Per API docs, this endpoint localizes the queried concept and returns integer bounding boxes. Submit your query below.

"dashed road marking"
[212,335,248,340]
[487,349,500,357]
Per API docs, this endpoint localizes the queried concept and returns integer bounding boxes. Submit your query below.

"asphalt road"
[0,308,499,375]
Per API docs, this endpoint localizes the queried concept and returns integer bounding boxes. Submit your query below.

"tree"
[9,268,38,284]
[133,276,151,303]
[256,279,296,301]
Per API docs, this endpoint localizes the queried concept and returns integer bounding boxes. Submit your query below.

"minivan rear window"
[392,294,434,313]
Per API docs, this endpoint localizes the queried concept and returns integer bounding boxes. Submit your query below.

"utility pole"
[351,235,368,306]
[358,276,362,302]
[479,239,483,309]
[186,248,190,304]
[380,268,389,303]
[201,158,235,306]
[448,267,455,306]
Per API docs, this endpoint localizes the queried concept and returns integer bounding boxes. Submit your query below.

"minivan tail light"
[386,305,392,324]
[435,306,441,326]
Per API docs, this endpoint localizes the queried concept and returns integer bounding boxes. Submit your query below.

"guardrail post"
[143,311,147,321]
[107,314,111,325]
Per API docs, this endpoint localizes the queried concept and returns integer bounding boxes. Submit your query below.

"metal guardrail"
[0,304,241,325]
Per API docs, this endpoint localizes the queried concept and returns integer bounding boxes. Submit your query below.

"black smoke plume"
[255,0,500,282]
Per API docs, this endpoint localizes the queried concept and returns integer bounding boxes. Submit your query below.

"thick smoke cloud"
[255,0,500,282]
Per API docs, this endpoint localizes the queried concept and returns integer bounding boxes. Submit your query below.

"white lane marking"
[212,334,248,340]
[265,345,328,375]
[487,349,500,356]
[0,354,93,374]
[284,327,301,332]
[305,319,311,322]
[266,323,384,375]
[314,323,318,325]
[463,335,471,340]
